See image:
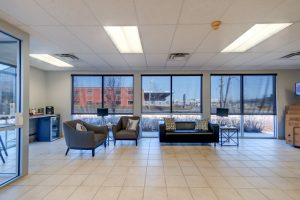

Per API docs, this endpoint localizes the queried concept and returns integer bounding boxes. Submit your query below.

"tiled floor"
[0,138,300,200]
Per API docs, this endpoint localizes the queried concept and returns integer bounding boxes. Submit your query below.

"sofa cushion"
[164,118,176,131]
[76,123,87,132]
[195,119,209,131]
[126,119,139,131]
[176,122,195,130]
[166,130,212,135]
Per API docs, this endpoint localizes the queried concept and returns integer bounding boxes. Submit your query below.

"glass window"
[0,31,21,185]
[243,75,275,115]
[72,76,102,114]
[172,76,201,113]
[142,76,171,113]
[211,75,241,114]
[103,76,133,114]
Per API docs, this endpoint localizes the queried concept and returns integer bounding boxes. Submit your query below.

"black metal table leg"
[0,136,8,156]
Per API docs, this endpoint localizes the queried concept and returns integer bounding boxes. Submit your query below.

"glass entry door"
[0,31,21,185]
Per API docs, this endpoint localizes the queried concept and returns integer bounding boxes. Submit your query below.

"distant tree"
[105,77,121,114]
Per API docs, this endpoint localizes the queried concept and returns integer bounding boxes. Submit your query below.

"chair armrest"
[83,122,108,135]
[210,123,219,140]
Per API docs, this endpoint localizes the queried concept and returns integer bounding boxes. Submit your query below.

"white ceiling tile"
[67,26,118,54]
[99,54,128,68]
[265,0,300,22]
[223,53,264,66]
[31,26,92,53]
[245,53,284,65]
[145,54,168,67]
[179,0,233,24]
[185,53,216,67]
[221,0,282,23]
[122,54,147,68]
[170,25,209,52]
[196,23,253,53]
[278,39,300,52]
[250,23,300,53]
[166,60,186,67]
[204,53,239,67]
[140,25,176,53]
[0,10,23,25]
[76,53,111,69]
[85,0,137,25]
[36,0,98,25]
[135,0,183,25]
[0,0,58,25]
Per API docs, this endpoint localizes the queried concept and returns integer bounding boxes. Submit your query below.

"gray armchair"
[63,119,108,157]
[112,116,140,146]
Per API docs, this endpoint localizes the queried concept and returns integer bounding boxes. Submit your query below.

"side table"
[220,126,239,146]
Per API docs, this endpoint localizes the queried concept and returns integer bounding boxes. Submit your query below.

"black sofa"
[159,121,219,146]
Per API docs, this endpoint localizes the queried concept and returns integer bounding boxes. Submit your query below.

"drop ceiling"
[0,0,300,71]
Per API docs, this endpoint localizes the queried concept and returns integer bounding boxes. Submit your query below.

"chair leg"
[214,142,216,147]
[114,140,116,146]
[92,149,95,157]
[136,139,137,146]
[65,147,69,156]
[104,141,106,148]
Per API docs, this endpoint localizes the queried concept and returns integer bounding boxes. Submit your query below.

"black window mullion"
[101,76,104,109]
[170,75,173,113]
[241,75,244,115]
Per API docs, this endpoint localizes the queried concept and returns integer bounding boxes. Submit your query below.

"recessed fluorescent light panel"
[30,54,73,67]
[104,26,143,53]
[222,23,292,52]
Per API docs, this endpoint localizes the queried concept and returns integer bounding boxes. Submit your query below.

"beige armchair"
[112,116,140,146]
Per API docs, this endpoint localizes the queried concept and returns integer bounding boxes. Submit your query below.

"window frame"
[71,74,134,115]
[141,74,203,114]
[210,74,277,115]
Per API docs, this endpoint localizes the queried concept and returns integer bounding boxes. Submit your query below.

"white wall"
[29,67,47,108]
[43,69,300,140]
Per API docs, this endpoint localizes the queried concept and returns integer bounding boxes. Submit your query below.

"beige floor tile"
[124,175,145,187]
[43,186,77,200]
[205,177,232,188]
[59,175,87,186]
[67,186,99,200]
[82,174,106,186]
[185,176,208,187]
[128,167,147,175]
[227,177,254,188]
[245,177,275,189]
[213,188,243,200]
[145,176,166,187]
[92,186,122,200]
[165,176,187,187]
[181,166,201,176]
[166,187,193,200]
[259,189,292,200]
[103,176,126,187]
[237,188,268,200]
[12,175,50,186]
[0,186,33,200]
[164,167,182,176]
[199,168,222,177]
[190,188,217,200]
[38,175,69,186]
[144,187,167,200]
[118,187,144,200]
[285,189,300,200]
[19,186,55,200]
[147,167,164,176]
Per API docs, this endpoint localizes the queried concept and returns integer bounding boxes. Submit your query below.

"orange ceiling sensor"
[211,21,221,30]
